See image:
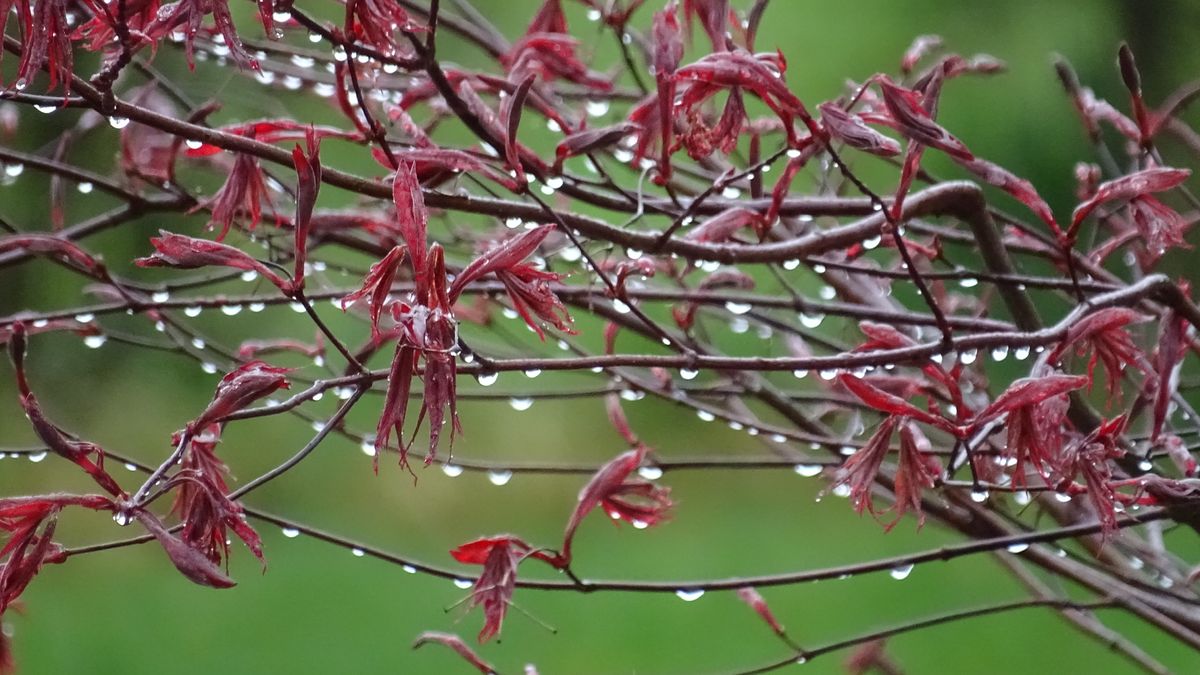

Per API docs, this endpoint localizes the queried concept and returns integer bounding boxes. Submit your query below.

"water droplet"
[487,470,513,486]
[281,527,301,538]
[1138,459,1153,472]
[191,337,206,349]
[818,369,838,381]
[124,462,138,471]
[220,304,243,316]
[150,291,170,303]
[862,235,882,250]
[696,410,716,422]
[960,349,978,365]
[959,277,979,288]
[725,301,752,315]
[990,345,1009,362]
[200,362,218,374]
[675,589,704,602]
[792,369,809,380]
[34,103,56,114]
[441,464,464,478]
[799,313,824,329]
[476,372,499,387]
[113,512,131,526]
[794,464,823,477]
[679,368,699,381]
[523,369,542,379]
[1014,490,1032,506]
[1054,492,1072,503]
[83,335,107,349]
[637,466,663,480]
[183,306,203,317]
[889,564,914,580]
[585,99,609,117]
[1013,345,1031,360]
[453,578,474,589]
[612,299,631,314]
[1006,542,1029,554]
[74,313,95,323]
[586,8,602,21]
[970,488,989,503]
[28,451,47,463]
[108,116,130,129]
[509,397,534,412]
[831,484,852,498]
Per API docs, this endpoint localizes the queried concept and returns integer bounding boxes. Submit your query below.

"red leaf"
[878,79,973,160]
[191,361,291,431]
[1070,167,1191,231]
[972,373,1087,429]
[736,586,786,635]
[560,446,671,565]
[449,225,555,300]
[393,163,429,281]
[340,246,405,342]
[413,632,497,674]
[290,128,321,292]
[818,102,901,157]
[839,374,953,433]
[135,510,236,589]
[0,234,104,278]
[135,231,291,292]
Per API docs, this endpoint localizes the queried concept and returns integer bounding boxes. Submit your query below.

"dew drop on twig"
[794,464,823,477]
[487,470,513,486]
[889,564,914,580]
[281,527,301,538]
[674,589,704,602]
[637,466,663,480]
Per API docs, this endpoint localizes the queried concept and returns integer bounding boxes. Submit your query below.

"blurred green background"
[3,1,1200,673]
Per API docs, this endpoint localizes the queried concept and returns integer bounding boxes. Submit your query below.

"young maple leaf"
[7,325,125,497]
[290,128,321,292]
[340,246,406,343]
[877,79,973,161]
[818,102,901,157]
[194,151,276,241]
[12,0,72,92]
[145,0,258,69]
[558,445,673,566]
[190,361,292,432]
[135,230,292,292]
[0,234,106,279]
[1060,416,1127,539]
[1048,307,1152,404]
[449,535,557,642]
[449,225,574,339]
[1070,167,1191,237]
[412,632,497,674]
